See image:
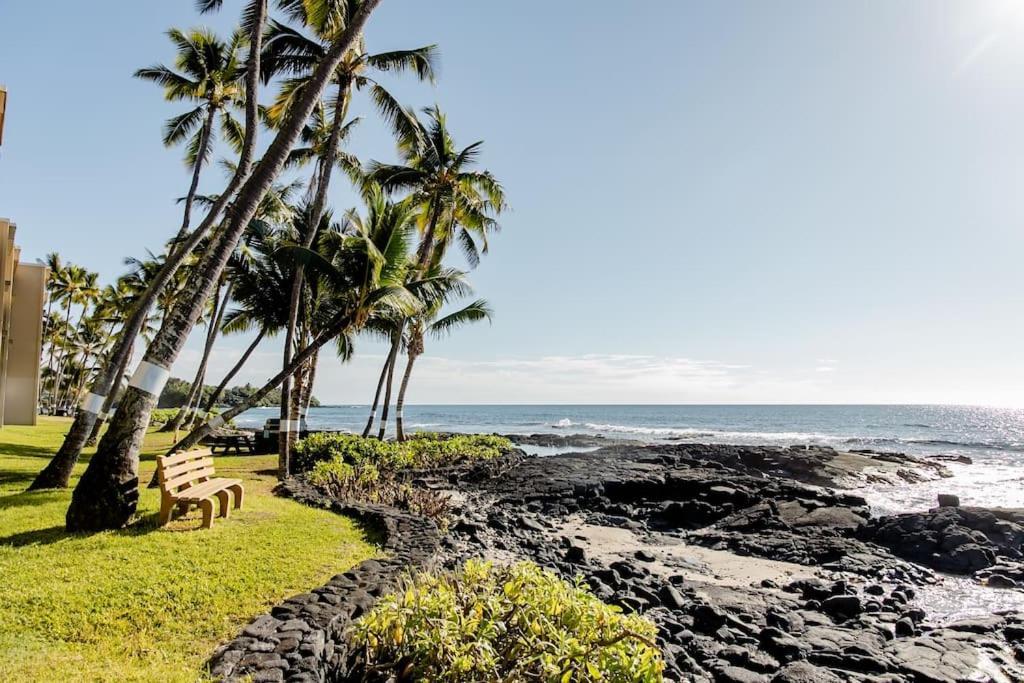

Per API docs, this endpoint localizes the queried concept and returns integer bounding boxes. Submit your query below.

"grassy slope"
[0,417,379,682]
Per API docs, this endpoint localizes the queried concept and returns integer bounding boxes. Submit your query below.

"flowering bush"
[350,560,664,682]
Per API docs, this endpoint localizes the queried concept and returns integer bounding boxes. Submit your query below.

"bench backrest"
[156,451,216,494]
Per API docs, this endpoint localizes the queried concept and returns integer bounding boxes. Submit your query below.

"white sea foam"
[552,418,574,428]
[581,422,840,443]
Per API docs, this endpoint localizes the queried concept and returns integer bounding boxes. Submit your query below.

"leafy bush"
[310,460,452,522]
[293,432,512,474]
[150,408,179,427]
[298,433,511,523]
[350,560,664,682]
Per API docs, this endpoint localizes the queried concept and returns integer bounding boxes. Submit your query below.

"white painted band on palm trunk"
[80,392,106,415]
[208,415,225,429]
[396,410,403,419]
[278,419,298,432]
[128,361,171,396]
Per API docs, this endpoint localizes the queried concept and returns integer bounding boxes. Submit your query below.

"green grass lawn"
[0,417,379,682]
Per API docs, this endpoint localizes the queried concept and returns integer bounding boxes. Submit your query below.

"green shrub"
[293,433,512,474]
[150,408,179,427]
[350,559,664,682]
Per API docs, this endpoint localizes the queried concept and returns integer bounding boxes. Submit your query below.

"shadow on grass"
[0,441,61,460]
[0,486,63,511]
[0,509,166,547]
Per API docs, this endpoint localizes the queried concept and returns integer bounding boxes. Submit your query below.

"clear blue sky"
[2,1,1023,405]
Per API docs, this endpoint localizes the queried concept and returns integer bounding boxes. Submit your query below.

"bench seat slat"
[173,478,243,501]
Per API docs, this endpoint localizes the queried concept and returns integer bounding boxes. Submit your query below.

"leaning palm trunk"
[301,349,319,418]
[32,1,272,493]
[361,351,393,437]
[172,306,360,453]
[394,350,419,442]
[65,2,381,530]
[376,334,400,440]
[164,279,230,431]
[202,328,266,413]
[279,82,351,477]
[84,339,135,447]
[173,104,217,246]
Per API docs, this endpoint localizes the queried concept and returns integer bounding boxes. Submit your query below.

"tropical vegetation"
[350,559,665,682]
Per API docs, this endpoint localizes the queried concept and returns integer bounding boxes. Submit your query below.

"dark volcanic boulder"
[862,504,1024,576]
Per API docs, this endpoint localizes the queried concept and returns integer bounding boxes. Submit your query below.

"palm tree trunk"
[361,351,392,437]
[43,297,58,410]
[377,333,400,441]
[301,348,318,419]
[51,297,75,410]
[165,279,230,431]
[37,2,273,491]
[57,301,92,409]
[279,80,351,476]
[394,351,418,442]
[65,3,381,531]
[172,105,216,246]
[84,339,135,448]
[202,327,265,413]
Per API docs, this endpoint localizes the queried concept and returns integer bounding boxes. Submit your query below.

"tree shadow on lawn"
[0,509,169,548]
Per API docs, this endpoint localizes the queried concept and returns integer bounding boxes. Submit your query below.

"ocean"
[235,403,1024,513]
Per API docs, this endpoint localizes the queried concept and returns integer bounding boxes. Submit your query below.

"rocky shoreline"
[432,442,1024,682]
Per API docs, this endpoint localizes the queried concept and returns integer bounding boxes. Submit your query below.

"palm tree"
[170,185,431,463]
[135,27,247,246]
[363,106,505,436]
[395,296,491,441]
[39,0,271,493]
[163,177,303,433]
[66,0,382,531]
[201,231,294,414]
[51,267,100,411]
[262,3,437,466]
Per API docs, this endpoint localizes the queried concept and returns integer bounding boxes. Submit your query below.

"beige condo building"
[0,87,50,426]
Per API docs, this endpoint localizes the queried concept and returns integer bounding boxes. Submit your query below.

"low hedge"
[293,432,512,474]
[349,559,664,682]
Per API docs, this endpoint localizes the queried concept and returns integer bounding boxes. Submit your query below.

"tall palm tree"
[262,3,437,466]
[38,0,271,493]
[135,27,247,246]
[66,0,382,531]
[51,267,100,411]
[394,296,491,441]
[363,106,505,436]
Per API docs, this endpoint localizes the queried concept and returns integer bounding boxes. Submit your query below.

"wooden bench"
[156,451,245,529]
[203,433,256,455]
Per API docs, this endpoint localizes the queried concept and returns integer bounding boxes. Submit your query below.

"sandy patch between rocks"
[558,517,818,588]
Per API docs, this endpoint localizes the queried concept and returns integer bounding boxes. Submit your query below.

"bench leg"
[199,499,215,529]
[159,494,174,526]
[229,483,244,510]
[215,489,231,519]
[176,500,190,517]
